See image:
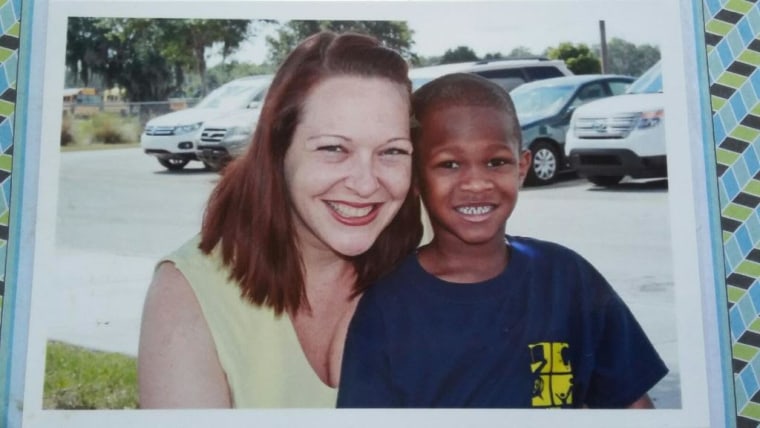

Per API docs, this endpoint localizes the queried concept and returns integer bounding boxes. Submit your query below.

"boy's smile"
[417,105,530,248]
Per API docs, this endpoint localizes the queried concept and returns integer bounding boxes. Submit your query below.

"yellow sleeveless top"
[163,236,337,408]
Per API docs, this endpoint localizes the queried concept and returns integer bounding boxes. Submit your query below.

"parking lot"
[46,147,679,408]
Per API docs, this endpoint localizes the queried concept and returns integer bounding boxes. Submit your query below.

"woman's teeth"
[328,201,374,218]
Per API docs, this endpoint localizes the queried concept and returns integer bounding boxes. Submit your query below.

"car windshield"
[511,84,576,117]
[627,61,662,94]
[411,77,434,91]
[196,79,270,109]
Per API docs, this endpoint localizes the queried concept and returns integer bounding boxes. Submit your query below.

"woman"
[137,31,422,408]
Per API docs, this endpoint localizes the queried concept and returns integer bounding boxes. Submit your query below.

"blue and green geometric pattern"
[704,1,760,427]
[0,0,20,299]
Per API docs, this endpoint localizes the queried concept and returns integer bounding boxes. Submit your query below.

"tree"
[206,60,276,91]
[65,18,112,87]
[439,46,478,64]
[506,46,536,58]
[154,19,253,96]
[597,38,660,77]
[65,18,261,101]
[544,42,600,74]
[266,21,416,65]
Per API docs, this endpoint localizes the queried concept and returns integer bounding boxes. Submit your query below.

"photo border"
[3,0,740,426]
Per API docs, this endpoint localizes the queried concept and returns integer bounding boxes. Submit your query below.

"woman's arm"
[626,394,655,409]
[138,262,232,408]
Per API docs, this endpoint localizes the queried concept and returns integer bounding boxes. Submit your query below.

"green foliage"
[62,113,141,146]
[439,46,478,64]
[66,18,263,101]
[266,21,416,66]
[598,38,661,77]
[43,341,138,409]
[206,60,276,91]
[545,42,601,74]
[506,46,537,58]
[61,114,74,146]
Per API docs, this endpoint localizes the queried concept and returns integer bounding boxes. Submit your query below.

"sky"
[216,0,665,66]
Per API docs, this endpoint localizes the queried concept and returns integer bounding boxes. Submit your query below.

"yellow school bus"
[63,87,102,118]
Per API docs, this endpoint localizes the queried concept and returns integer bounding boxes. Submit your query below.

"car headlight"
[175,122,202,135]
[223,126,255,144]
[635,110,663,129]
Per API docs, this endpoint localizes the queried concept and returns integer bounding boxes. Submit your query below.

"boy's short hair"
[411,73,522,150]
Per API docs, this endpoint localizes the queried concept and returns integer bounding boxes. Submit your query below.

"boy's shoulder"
[508,235,584,261]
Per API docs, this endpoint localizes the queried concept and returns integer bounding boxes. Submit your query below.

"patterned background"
[703,0,760,427]
[0,0,19,300]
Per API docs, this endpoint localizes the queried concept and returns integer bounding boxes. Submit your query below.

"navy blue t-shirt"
[337,236,668,408]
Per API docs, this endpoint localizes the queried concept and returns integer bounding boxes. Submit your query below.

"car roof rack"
[473,56,550,65]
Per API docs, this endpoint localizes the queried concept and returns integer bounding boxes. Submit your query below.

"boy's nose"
[345,156,380,197]
[460,167,494,192]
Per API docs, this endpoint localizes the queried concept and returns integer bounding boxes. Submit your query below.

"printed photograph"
[21,2,711,426]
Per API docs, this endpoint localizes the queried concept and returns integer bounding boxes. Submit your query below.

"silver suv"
[408,58,573,91]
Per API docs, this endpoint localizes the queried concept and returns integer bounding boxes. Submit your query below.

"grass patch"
[61,113,142,148]
[61,142,140,152]
[44,341,138,409]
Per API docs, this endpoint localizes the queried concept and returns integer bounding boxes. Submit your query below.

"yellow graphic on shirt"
[529,342,573,407]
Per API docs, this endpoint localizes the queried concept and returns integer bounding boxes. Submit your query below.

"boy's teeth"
[457,205,493,215]
[328,201,373,218]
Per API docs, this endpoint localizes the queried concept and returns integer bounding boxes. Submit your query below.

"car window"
[609,81,632,95]
[627,61,663,94]
[196,79,270,109]
[474,69,527,92]
[570,83,606,108]
[512,84,576,117]
[524,66,565,80]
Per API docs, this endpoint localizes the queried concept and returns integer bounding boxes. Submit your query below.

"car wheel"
[158,158,190,171]
[526,141,558,186]
[203,160,224,172]
[588,175,623,187]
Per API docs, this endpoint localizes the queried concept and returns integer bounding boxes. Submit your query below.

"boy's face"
[417,105,530,247]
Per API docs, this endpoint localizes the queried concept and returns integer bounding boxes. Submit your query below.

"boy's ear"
[518,149,531,186]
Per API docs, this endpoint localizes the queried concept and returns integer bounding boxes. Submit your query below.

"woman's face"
[284,76,412,257]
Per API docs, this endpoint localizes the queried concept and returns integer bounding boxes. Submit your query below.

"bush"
[91,113,127,144]
[60,114,74,146]
[43,341,138,409]
[60,113,142,147]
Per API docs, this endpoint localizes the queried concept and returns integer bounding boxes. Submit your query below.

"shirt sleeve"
[585,288,669,408]
[337,292,400,408]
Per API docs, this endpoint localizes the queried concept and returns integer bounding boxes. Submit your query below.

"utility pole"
[599,20,609,73]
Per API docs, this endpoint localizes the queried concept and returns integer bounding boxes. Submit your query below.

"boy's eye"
[488,158,511,167]
[438,160,459,169]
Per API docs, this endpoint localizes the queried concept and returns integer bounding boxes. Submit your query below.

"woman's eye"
[317,145,345,153]
[382,147,411,156]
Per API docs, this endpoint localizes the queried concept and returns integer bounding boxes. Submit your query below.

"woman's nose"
[344,155,380,197]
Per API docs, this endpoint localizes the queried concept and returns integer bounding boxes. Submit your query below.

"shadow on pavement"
[153,166,219,176]
[587,178,669,193]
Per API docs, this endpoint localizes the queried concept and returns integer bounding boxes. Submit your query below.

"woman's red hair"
[199,31,422,315]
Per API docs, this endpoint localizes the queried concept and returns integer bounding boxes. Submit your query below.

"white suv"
[565,62,664,186]
[140,75,272,170]
[409,58,573,91]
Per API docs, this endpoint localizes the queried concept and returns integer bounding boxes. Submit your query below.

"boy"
[337,73,668,409]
